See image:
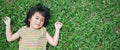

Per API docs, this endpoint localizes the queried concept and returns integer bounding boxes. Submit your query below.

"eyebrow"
[36,16,45,19]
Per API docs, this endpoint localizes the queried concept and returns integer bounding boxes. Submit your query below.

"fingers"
[4,16,11,25]
[4,17,7,22]
[56,22,60,24]
[55,21,62,25]
[55,21,63,28]
[4,16,9,21]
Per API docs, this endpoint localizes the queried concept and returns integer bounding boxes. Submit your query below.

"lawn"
[0,0,120,50]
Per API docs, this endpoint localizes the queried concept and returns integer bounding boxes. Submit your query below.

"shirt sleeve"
[16,26,25,36]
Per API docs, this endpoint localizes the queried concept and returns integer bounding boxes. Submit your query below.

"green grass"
[0,0,120,50]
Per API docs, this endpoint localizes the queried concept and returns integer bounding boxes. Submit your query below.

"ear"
[28,19,31,22]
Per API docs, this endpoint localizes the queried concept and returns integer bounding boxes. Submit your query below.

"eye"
[36,17,39,19]
[40,19,44,22]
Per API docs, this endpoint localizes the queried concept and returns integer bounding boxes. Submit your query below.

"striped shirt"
[17,26,47,50]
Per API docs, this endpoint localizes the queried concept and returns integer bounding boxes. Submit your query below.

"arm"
[4,17,20,42]
[46,22,62,46]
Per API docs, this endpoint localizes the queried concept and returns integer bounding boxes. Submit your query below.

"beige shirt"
[17,26,47,50]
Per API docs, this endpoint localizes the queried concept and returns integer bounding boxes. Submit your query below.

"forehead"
[33,11,44,19]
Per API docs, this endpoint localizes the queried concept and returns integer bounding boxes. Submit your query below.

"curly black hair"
[25,4,50,27]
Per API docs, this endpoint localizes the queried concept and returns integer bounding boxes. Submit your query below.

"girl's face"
[29,12,45,29]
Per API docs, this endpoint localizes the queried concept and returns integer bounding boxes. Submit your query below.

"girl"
[4,5,62,50]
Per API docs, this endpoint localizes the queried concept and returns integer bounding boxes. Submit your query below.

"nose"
[37,20,41,23]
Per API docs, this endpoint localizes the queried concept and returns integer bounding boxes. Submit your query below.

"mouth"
[36,24,40,26]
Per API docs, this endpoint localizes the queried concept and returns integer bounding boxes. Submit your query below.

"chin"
[34,26,42,29]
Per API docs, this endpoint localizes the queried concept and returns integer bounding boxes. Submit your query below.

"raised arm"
[4,17,20,42]
[46,21,62,46]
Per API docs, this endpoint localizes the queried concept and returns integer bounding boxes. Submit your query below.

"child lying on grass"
[4,5,62,50]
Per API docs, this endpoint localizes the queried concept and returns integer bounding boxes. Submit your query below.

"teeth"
[37,24,40,26]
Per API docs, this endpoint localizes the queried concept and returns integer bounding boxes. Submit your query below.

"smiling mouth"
[36,24,40,26]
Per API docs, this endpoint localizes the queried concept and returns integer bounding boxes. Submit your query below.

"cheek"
[41,22,44,25]
[29,19,36,25]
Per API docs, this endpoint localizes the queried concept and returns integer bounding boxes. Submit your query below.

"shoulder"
[41,27,47,33]
[41,27,47,30]
[18,26,27,31]
[42,27,46,29]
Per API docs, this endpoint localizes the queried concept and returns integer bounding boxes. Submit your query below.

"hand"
[4,16,11,25]
[55,21,62,30]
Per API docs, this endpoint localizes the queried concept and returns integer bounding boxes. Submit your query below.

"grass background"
[0,0,120,50]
